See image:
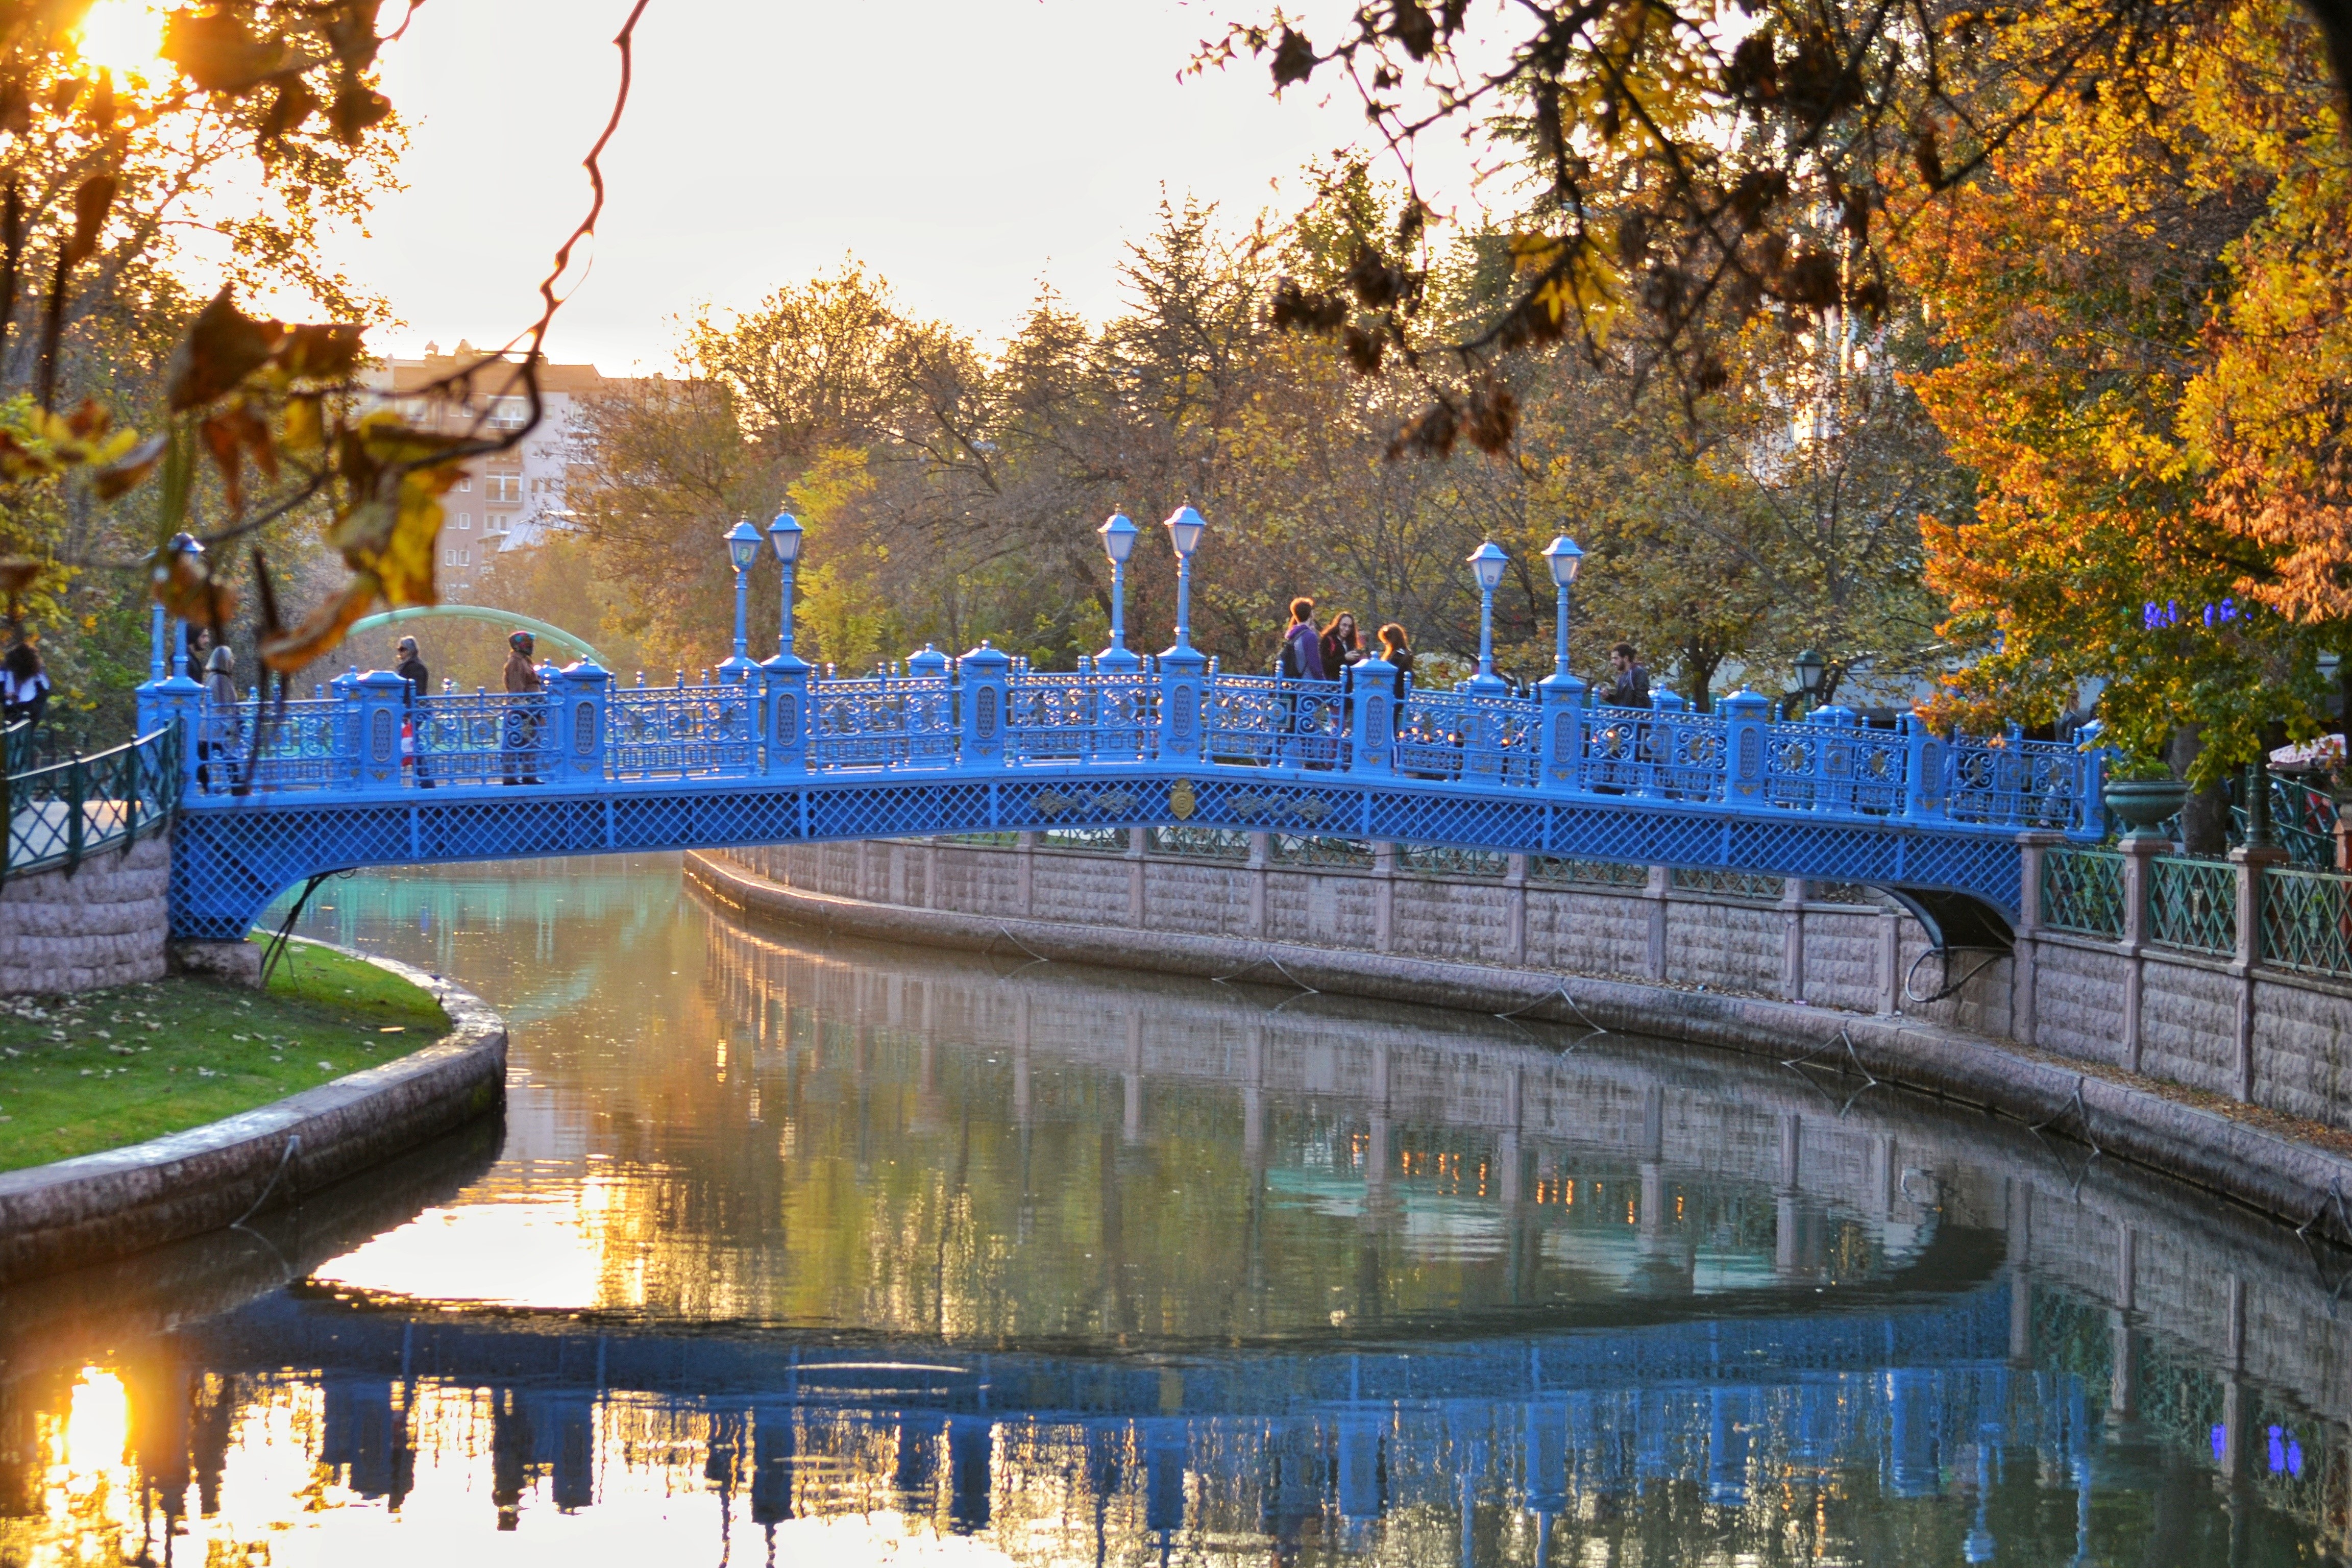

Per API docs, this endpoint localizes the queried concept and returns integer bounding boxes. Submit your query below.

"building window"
[457,475,472,493]
[456,513,472,530]
[486,399,529,431]
[486,475,521,503]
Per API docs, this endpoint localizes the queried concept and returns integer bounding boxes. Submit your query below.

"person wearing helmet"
[501,630,544,785]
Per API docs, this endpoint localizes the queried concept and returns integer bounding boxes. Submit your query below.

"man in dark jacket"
[1601,642,1652,708]
[396,635,434,788]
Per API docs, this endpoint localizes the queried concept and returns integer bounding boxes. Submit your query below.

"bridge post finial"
[1721,690,1771,806]
[1902,713,1948,823]
[1349,656,1397,776]
[957,642,1012,767]
[1537,668,1588,791]
[550,659,611,784]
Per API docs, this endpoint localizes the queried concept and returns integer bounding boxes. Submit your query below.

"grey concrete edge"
[685,849,2352,1242]
[0,939,507,1285]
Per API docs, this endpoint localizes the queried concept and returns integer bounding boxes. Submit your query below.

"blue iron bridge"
[140,511,2105,943]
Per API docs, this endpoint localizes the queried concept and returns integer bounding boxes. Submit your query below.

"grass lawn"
[0,940,448,1173]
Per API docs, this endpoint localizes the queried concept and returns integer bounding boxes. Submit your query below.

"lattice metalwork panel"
[1546,803,1722,867]
[1400,842,1508,878]
[1529,855,1648,888]
[1899,835,2023,913]
[611,792,799,850]
[2040,848,2126,937]
[1008,672,1155,764]
[1187,777,1364,837]
[1272,834,1375,869]
[607,685,760,778]
[419,798,607,860]
[1672,867,1784,900]
[1580,708,1729,802]
[1148,825,1251,860]
[2147,855,2236,953]
[807,673,958,770]
[1806,881,1875,905]
[1203,673,1349,768]
[173,802,413,939]
[1366,791,1546,853]
[2262,867,2352,978]
[807,782,994,840]
[1001,779,1155,831]
[1041,825,1129,853]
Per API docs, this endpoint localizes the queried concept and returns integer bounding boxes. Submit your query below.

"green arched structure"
[348,606,604,666]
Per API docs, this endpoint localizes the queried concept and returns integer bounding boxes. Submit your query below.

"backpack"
[1275,626,1304,679]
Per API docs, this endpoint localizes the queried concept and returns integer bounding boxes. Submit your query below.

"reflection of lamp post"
[1097,512,1140,671]
[1793,648,1827,716]
[721,519,763,678]
[765,511,803,664]
[1163,506,1205,653]
[1467,541,1509,693]
[1541,535,1583,682]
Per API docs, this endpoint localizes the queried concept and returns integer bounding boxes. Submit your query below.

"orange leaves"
[257,574,376,672]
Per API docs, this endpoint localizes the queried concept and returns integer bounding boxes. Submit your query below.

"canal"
[1,853,2344,1564]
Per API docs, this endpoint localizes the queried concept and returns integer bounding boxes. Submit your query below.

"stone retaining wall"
[0,832,169,995]
[715,829,2352,1134]
[0,943,506,1283]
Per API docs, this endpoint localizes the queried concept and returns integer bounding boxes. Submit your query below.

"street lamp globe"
[1541,535,1583,586]
[725,519,763,572]
[1468,540,1509,592]
[1164,505,1206,558]
[1794,648,1828,698]
[767,510,802,564]
[1099,512,1138,565]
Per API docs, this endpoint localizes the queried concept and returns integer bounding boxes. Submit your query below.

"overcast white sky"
[315,1,1385,373]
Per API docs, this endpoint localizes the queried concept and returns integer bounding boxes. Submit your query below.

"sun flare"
[72,1,166,79]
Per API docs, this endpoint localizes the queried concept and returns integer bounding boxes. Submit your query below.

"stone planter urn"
[2104,776,2190,844]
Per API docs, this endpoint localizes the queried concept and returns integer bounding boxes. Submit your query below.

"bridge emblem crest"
[1168,778,1196,819]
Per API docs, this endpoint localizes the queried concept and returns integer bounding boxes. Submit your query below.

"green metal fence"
[2041,847,2127,937]
[1398,843,1508,878]
[1529,856,1650,889]
[1147,825,1252,861]
[1671,867,1785,901]
[2262,866,2352,979]
[2147,855,2237,954]
[2,726,182,883]
[1269,834,1376,869]
[1040,825,1129,853]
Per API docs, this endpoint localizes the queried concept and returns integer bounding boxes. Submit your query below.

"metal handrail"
[2,725,182,883]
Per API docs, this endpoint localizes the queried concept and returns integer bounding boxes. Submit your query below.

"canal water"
[1,854,2345,1565]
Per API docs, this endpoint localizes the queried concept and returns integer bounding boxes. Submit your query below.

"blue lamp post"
[1097,512,1140,671]
[766,510,803,662]
[720,519,763,680]
[1540,535,1583,681]
[1164,506,1206,653]
[1467,540,1509,693]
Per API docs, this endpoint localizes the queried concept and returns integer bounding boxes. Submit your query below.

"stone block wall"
[0,832,170,994]
[725,830,2352,1137]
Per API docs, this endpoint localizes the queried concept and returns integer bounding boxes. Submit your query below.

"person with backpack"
[1276,598,1325,682]
[502,630,545,785]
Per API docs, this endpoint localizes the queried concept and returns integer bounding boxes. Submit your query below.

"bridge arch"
[348,606,604,666]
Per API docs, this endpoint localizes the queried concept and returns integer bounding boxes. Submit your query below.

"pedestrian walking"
[1276,598,1325,681]
[396,635,434,788]
[1376,623,1414,706]
[1601,642,1652,709]
[199,643,244,794]
[502,630,544,785]
[2,641,50,728]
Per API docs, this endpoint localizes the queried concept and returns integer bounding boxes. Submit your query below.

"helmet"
[205,644,233,674]
[509,631,534,652]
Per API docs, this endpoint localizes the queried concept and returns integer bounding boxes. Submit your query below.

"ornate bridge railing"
[146,644,2106,940]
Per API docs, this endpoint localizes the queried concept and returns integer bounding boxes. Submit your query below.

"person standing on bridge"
[502,630,544,785]
[1601,642,1652,709]
[396,636,434,789]
[2,641,49,730]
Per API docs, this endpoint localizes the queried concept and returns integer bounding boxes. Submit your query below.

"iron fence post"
[762,651,811,775]
[1902,716,1947,823]
[1537,669,1587,793]
[552,660,613,785]
[350,671,409,795]
[1811,705,1857,816]
[1721,691,1770,806]
[2228,841,2288,1100]
[1157,644,1207,768]
[958,643,1012,768]
[1350,656,1396,777]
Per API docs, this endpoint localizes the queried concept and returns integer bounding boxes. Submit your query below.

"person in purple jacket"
[1277,598,1325,681]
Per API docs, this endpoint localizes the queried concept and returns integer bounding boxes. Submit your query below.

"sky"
[238,1,1391,373]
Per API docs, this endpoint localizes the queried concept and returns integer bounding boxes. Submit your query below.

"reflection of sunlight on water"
[60,1369,127,1474]
[310,1190,625,1310]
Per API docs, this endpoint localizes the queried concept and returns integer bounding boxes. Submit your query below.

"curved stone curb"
[686,850,2352,1243]
[0,941,506,1285]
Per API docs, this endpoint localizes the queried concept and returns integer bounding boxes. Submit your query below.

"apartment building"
[363,342,632,599]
